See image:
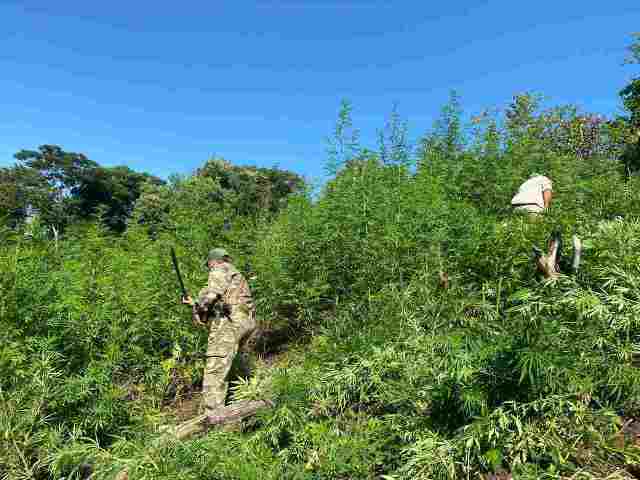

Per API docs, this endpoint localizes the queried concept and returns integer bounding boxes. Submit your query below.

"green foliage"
[14,145,99,191]
[612,34,640,174]
[253,154,474,332]
[620,79,640,126]
[1,145,164,233]
[244,93,640,479]
[325,99,362,175]
[623,32,640,66]
[4,89,640,480]
[195,156,304,217]
[418,90,465,179]
[74,165,164,232]
[617,78,640,173]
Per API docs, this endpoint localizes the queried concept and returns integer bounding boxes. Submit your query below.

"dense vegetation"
[2,36,640,480]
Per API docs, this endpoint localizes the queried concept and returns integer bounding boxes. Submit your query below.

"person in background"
[511,174,553,215]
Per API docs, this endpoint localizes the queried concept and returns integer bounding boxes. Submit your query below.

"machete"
[170,247,189,300]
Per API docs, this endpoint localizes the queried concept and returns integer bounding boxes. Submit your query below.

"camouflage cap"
[205,248,231,266]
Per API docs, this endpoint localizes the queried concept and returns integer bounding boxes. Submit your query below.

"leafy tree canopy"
[195,156,305,216]
[2,145,164,231]
[614,34,640,173]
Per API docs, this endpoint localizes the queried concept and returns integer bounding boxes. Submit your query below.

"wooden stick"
[571,235,582,273]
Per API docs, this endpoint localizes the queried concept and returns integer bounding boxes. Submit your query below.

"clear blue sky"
[1,1,639,183]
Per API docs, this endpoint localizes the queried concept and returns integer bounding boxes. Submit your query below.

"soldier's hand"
[181,295,194,306]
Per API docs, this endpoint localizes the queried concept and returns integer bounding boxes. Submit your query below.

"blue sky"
[1,1,639,183]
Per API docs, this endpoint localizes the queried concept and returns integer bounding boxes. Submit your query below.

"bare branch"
[533,231,582,279]
[571,235,582,273]
[547,231,562,271]
[533,231,562,279]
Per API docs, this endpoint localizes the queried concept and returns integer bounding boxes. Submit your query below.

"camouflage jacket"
[193,262,254,326]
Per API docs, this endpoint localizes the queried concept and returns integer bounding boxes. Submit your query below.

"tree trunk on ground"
[171,399,273,439]
[113,399,273,479]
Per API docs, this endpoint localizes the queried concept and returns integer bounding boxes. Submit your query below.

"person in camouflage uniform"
[182,248,256,420]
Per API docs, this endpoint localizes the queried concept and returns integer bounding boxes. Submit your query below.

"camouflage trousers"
[202,306,256,416]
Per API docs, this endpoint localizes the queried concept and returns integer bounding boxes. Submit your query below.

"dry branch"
[533,231,562,279]
[571,234,582,273]
[533,231,581,279]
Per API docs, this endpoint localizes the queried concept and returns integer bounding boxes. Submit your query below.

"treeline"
[0,145,163,232]
[0,146,305,233]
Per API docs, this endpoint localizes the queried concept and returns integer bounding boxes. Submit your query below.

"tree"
[14,145,98,193]
[2,145,163,231]
[74,165,164,231]
[623,32,640,65]
[7,145,100,229]
[0,165,48,225]
[617,34,640,173]
[196,156,304,216]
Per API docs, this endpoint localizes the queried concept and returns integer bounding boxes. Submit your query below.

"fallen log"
[170,413,208,440]
[112,399,274,478]
[207,399,273,426]
[169,399,274,440]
